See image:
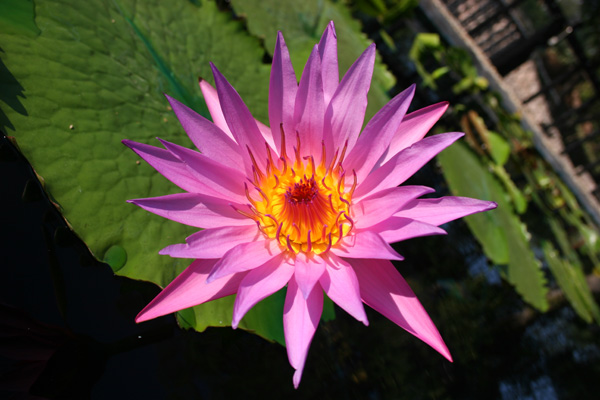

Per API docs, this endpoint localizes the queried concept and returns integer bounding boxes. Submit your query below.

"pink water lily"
[124,22,496,388]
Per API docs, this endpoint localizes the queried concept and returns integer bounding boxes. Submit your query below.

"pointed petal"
[294,45,325,159]
[345,85,415,183]
[207,239,282,282]
[199,78,234,139]
[136,259,245,322]
[211,63,271,172]
[294,253,326,299]
[381,101,449,164]
[355,132,464,200]
[269,32,298,156]
[324,44,375,151]
[369,217,447,243]
[165,95,243,166]
[352,258,452,361]
[330,230,403,260]
[158,139,247,203]
[284,278,323,388]
[200,80,273,150]
[352,185,434,229]
[320,254,368,325]
[232,254,293,328]
[318,21,339,104]
[160,225,260,259]
[395,196,497,226]
[256,119,277,152]
[122,140,203,193]
[128,193,254,228]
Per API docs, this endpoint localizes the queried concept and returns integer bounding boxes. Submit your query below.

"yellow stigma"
[243,126,356,255]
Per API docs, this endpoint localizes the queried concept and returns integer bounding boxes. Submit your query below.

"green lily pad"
[0,0,286,341]
[103,245,128,271]
[438,141,548,311]
[0,0,40,37]
[542,241,600,323]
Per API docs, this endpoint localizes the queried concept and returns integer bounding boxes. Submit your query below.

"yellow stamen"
[245,130,355,255]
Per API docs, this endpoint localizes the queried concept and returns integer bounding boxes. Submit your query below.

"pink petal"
[381,101,449,165]
[128,193,254,228]
[395,196,498,226]
[158,138,247,203]
[284,277,323,389]
[294,45,325,159]
[318,21,339,104]
[136,259,246,322]
[294,253,326,299]
[200,80,275,150]
[369,217,447,243]
[159,225,260,259]
[324,44,375,152]
[345,85,415,183]
[122,140,204,193]
[207,239,282,282]
[330,230,403,260]
[320,254,368,325]
[232,254,293,328]
[165,95,242,166]
[199,78,234,140]
[352,185,434,229]
[355,132,464,200]
[269,32,298,157]
[256,119,277,153]
[210,63,272,172]
[352,258,452,361]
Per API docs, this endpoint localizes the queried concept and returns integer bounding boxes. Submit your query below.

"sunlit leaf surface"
[0,0,286,340]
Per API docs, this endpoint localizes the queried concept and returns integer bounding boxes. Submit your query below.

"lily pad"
[438,141,548,311]
[0,0,284,340]
[542,241,600,324]
[0,0,40,37]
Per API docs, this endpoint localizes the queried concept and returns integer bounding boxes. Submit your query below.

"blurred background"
[1,0,599,398]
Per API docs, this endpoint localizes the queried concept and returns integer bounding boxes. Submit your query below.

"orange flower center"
[242,128,355,254]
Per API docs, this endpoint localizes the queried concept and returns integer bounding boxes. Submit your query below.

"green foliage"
[409,33,488,93]
[543,241,600,323]
[410,30,600,320]
[438,142,549,311]
[0,0,40,37]
[230,0,395,122]
[351,0,420,23]
[0,0,280,341]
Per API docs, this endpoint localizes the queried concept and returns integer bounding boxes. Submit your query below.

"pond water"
[1,134,599,399]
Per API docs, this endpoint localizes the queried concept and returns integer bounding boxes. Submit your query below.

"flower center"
[286,178,318,204]
[242,128,355,255]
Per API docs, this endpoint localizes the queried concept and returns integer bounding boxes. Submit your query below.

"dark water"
[1,134,599,399]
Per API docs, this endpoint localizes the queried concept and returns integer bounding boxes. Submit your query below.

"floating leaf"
[0,0,284,341]
[438,141,548,311]
[0,0,40,37]
[543,241,600,323]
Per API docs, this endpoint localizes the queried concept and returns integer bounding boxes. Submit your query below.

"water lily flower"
[123,22,496,388]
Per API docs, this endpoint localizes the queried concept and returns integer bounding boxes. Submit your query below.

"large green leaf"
[438,141,549,311]
[0,0,286,340]
[542,242,600,323]
[230,0,395,121]
[0,0,40,37]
